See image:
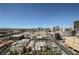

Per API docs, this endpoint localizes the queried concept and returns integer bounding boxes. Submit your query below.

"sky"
[0,3,79,28]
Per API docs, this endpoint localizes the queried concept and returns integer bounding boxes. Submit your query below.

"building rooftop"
[10,34,23,37]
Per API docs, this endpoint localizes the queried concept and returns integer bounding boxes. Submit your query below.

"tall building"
[53,26,60,31]
[74,20,79,32]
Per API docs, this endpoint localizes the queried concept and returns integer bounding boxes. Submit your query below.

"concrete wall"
[65,36,79,51]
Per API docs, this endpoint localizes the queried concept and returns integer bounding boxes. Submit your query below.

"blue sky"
[0,3,79,28]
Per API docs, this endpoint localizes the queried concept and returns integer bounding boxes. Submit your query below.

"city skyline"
[0,3,79,28]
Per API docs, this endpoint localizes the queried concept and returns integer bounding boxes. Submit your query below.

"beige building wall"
[65,37,79,51]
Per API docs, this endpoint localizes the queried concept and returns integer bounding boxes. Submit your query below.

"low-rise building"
[9,34,25,40]
[10,39,31,54]
[35,41,46,51]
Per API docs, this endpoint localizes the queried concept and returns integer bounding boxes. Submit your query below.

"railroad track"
[49,34,75,55]
[0,44,12,55]
[53,39,74,55]
[0,31,26,55]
